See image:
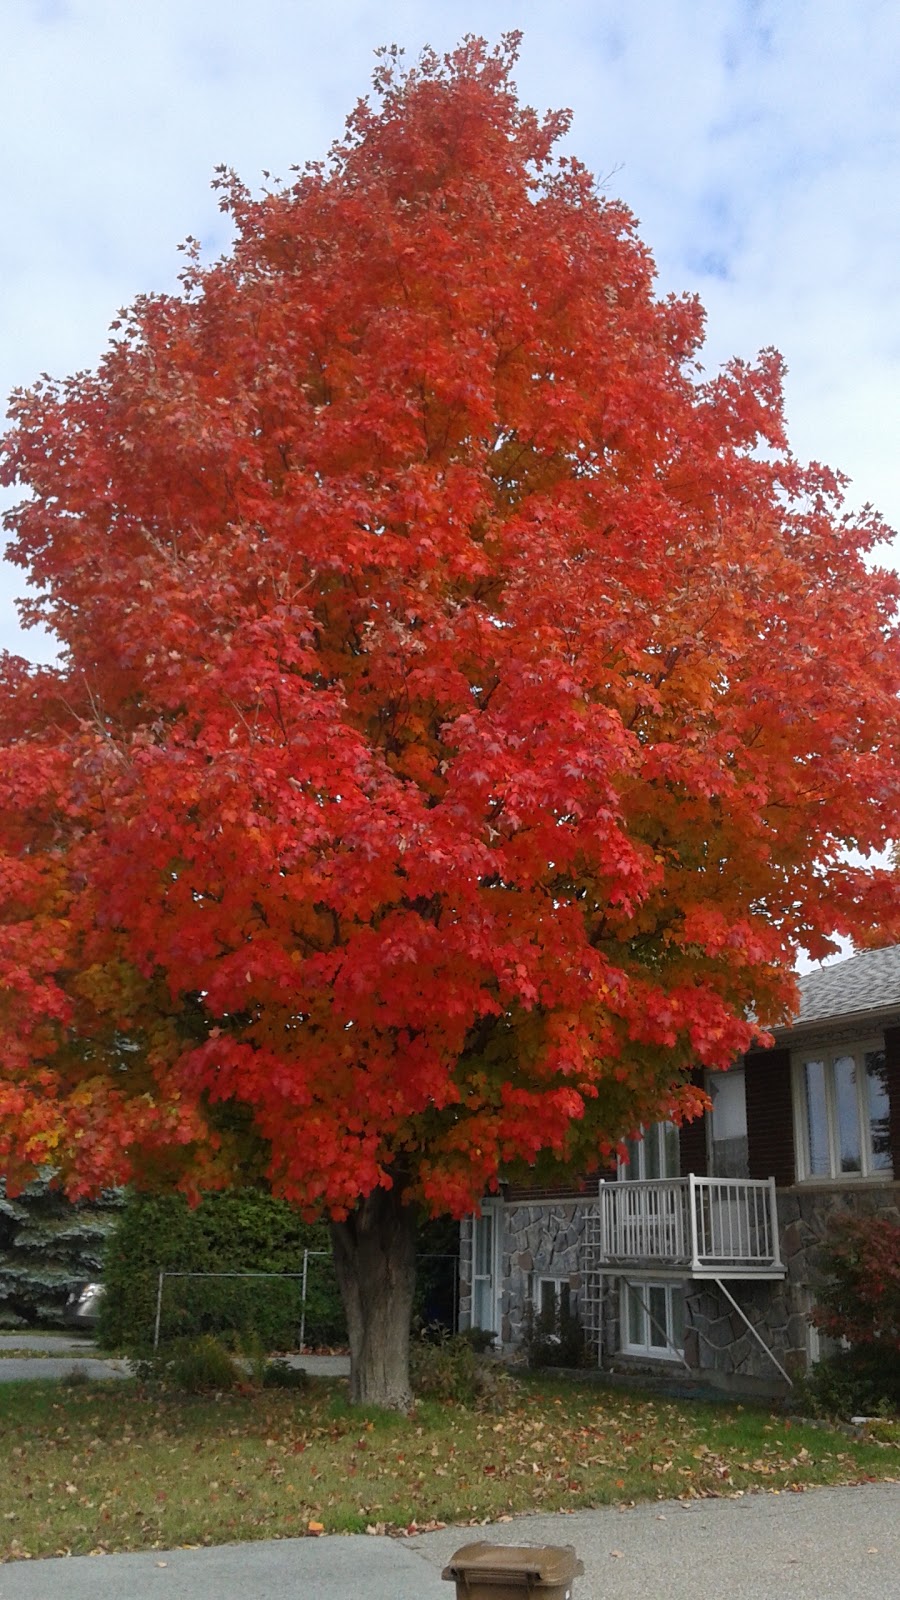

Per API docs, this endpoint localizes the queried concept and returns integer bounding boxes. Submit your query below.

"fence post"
[153,1269,165,1351]
[298,1248,309,1352]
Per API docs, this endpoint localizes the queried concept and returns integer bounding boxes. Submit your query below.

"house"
[458,944,900,1393]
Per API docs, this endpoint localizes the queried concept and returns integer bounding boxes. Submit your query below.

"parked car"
[64,1281,105,1327]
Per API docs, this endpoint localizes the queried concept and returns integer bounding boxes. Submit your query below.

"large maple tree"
[2,37,899,1406]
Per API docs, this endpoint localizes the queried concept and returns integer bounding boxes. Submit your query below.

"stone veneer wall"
[611,1183,900,1389]
[500,1202,589,1348]
[462,1183,900,1391]
[459,1202,591,1350]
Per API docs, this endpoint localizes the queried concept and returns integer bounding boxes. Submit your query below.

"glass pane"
[473,1279,492,1330]
[833,1055,861,1173]
[865,1050,892,1172]
[627,1284,643,1346]
[804,1060,830,1176]
[474,1212,493,1277]
[623,1136,642,1181]
[670,1287,686,1350]
[709,1070,747,1141]
[662,1121,680,1179]
[648,1285,668,1347]
[645,1126,662,1180]
[539,1279,557,1319]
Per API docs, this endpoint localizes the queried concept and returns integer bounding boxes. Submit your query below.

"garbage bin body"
[441,1541,583,1599]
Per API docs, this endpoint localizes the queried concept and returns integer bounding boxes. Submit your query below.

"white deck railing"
[597,1176,783,1275]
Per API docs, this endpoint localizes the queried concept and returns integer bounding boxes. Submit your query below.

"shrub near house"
[803,1211,900,1416]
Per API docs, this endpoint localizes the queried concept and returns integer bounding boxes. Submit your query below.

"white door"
[470,1201,502,1337]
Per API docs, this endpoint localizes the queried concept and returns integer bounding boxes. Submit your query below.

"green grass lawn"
[1,1374,897,1561]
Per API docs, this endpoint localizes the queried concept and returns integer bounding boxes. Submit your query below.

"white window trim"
[791,1037,893,1183]
[621,1279,685,1360]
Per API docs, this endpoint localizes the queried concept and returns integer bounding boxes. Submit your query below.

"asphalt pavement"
[0,1332,349,1383]
[0,1485,897,1599]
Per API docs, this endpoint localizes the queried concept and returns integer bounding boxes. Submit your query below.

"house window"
[471,1203,501,1335]
[537,1277,571,1322]
[707,1067,749,1178]
[793,1043,892,1181]
[620,1121,680,1181]
[621,1280,685,1358]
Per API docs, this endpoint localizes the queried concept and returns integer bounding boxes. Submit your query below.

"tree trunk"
[330,1185,417,1410]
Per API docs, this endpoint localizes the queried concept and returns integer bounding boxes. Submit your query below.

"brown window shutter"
[883,1027,900,1178]
[745,1047,794,1186]
[678,1083,708,1176]
[677,1068,708,1175]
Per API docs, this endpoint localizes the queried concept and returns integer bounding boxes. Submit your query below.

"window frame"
[536,1276,572,1323]
[618,1120,680,1182]
[470,1200,503,1336]
[791,1036,892,1183]
[620,1279,686,1360]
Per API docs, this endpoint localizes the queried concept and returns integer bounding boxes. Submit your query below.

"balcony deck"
[593,1175,785,1279]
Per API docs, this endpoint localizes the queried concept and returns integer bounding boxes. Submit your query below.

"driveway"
[0,1484,897,1599]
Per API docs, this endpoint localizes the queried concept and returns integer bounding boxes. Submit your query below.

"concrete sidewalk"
[0,1483,897,1600]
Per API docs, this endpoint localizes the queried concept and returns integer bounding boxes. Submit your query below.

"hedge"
[98,1191,345,1352]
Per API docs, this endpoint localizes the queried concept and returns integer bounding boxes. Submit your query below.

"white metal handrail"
[597,1176,782,1274]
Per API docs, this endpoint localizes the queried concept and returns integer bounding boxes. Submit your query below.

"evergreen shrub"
[525,1294,588,1369]
[0,1175,121,1327]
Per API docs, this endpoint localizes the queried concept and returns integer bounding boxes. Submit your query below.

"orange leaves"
[1,40,899,1217]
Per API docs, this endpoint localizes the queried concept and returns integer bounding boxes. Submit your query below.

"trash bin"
[441,1541,584,1599]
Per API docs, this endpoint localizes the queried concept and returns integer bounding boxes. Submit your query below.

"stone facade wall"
[499,1202,588,1348]
[679,1184,900,1386]
[460,1182,900,1393]
[459,1202,591,1351]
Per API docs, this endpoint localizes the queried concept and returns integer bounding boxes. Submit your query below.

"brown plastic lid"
[441,1542,584,1584]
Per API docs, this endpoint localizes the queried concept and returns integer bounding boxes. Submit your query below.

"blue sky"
[2,0,899,660]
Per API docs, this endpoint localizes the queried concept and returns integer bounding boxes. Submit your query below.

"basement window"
[621,1280,685,1358]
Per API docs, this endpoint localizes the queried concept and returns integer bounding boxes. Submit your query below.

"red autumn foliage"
[1,38,899,1220]
[810,1213,900,1351]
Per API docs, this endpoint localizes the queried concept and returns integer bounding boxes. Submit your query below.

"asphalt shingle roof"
[794,944,900,1027]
